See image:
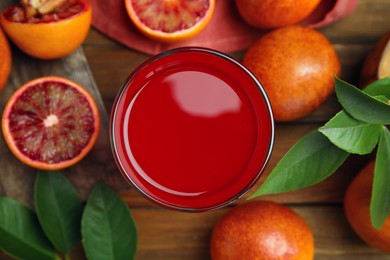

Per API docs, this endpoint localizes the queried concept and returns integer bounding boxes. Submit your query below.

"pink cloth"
[90,0,358,55]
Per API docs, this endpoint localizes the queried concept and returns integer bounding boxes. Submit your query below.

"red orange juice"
[110,47,274,211]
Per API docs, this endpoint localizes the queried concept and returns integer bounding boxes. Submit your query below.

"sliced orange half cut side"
[0,0,92,59]
[124,0,215,43]
[2,76,100,170]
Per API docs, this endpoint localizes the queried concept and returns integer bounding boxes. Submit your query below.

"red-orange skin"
[359,31,390,88]
[124,0,215,43]
[210,201,314,260]
[243,26,340,122]
[344,161,390,253]
[235,0,321,29]
[0,27,11,91]
[0,0,92,59]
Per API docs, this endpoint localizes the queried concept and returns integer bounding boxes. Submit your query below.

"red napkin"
[90,0,358,56]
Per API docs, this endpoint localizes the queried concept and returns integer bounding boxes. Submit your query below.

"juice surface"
[111,48,273,210]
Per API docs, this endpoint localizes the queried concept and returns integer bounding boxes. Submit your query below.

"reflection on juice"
[110,47,274,211]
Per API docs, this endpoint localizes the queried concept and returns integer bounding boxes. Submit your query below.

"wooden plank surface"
[0,46,130,206]
[130,206,390,260]
[0,1,127,205]
[0,0,390,259]
[82,0,390,259]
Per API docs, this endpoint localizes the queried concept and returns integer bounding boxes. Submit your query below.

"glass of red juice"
[110,47,274,212]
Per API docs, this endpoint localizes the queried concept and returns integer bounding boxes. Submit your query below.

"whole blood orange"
[124,0,215,43]
[0,0,92,59]
[2,76,100,170]
[243,26,340,121]
[360,31,390,88]
[235,0,321,29]
[344,161,390,253]
[211,201,314,260]
[0,27,11,91]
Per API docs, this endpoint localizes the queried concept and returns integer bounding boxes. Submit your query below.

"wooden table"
[82,0,390,259]
[0,0,388,259]
[83,0,390,260]
[80,0,390,259]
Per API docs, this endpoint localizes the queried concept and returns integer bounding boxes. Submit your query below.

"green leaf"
[0,197,57,260]
[250,131,349,198]
[363,77,390,98]
[82,182,137,260]
[35,170,83,254]
[373,95,390,103]
[335,77,390,124]
[370,127,390,229]
[319,111,381,154]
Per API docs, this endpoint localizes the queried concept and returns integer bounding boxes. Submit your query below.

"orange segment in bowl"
[2,76,100,170]
[124,0,215,43]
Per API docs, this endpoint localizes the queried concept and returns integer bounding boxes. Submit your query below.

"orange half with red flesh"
[125,0,215,43]
[0,0,92,59]
[2,76,100,170]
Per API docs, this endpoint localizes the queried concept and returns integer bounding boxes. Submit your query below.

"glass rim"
[110,46,275,212]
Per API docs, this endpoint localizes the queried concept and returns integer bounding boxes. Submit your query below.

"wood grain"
[129,205,389,260]
[82,0,390,258]
[0,0,127,208]
[84,0,390,258]
[1,0,390,259]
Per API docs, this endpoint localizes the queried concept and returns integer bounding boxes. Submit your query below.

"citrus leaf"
[250,131,349,198]
[363,77,390,98]
[0,197,57,260]
[335,77,390,124]
[319,111,381,154]
[35,170,83,254]
[370,127,390,229]
[82,182,137,260]
[373,95,390,103]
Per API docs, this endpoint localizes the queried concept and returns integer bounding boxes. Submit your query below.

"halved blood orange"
[2,76,100,170]
[0,27,11,91]
[0,0,92,59]
[124,0,215,43]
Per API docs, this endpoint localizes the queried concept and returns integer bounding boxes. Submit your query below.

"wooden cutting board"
[0,0,129,208]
